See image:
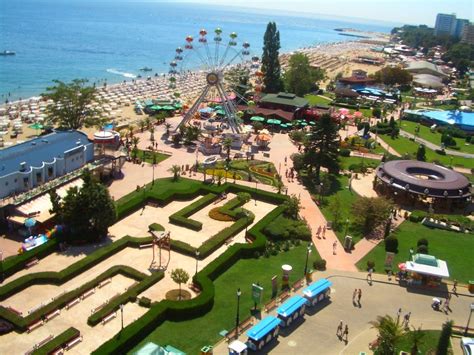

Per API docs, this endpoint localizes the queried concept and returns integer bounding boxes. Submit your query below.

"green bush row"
[148,223,165,232]
[169,193,219,231]
[92,204,284,354]
[0,265,145,332]
[32,327,80,355]
[218,196,246,218]
[88,271,164,326]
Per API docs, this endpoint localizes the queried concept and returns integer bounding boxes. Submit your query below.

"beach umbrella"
[150,105,162,111]
[280,123,288,128]
[308,121,316,125]
[162,105,175,111]
[250,116,265,122]
[266,118,281,125]
[215,109,226,116]
[24,218,37,229]
[29,122,43,135]
[300,121,308,126]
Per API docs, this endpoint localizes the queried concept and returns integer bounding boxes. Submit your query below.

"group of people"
[336,321,349,343]
[352,288,362,307]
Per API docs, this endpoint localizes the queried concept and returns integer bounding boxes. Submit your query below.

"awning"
[277,295,309,317]
[247,316,283,341]
[405,260,449,278]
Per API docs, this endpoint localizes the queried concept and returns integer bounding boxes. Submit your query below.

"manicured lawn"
[132,244,319,354]
[379,134,474,169]
[395,330,443,353]
[339,155,380,171]
[400,120,474,155]
[136,149,171,164]
[304,94,333,106]
[356,221,474,283]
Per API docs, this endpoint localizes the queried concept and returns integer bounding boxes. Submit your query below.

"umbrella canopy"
[308,121,316,125]
[215,109,226,116]
[150,105,162,110]
[24,218,37,228]
[250,116,265,122]
[267,118,281,125]
[161,105,175,111]
[29,122,44,130]
[299,121,308,126]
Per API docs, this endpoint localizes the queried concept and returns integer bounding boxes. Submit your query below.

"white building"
[0,130,94,199]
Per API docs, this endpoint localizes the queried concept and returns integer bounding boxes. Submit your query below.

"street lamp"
[225,167,228,184]
[195,250,200,276]
[344,219,350,237]
[465,303,474,335]
[304,242,313,277]
[409,248,414,261]
[235,288,241,339]
[319,182,324,203]
[120,304,124,331]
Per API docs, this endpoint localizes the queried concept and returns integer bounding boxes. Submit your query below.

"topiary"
[313,259,327,271]
[417,238,428,247]
[417,245,428,254]
[384,237,398,253]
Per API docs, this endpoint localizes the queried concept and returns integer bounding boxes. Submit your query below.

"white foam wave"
[106,68,137,78]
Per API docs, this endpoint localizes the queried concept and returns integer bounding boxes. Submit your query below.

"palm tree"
[168,164,181,181]
[408,326,425,355]
[131,136,140,149]
[222,138,233,162]
[215,170,224,186]
[273,178,284,194]
[170,268,189,301]
[369,315,405,355]
[149,126,155,143]
[139,120,146,132]
[165,122,172,136]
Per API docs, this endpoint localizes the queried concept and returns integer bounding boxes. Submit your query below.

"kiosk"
[276,295,309,327]
[228,340,248,355]
[246,316,282,351]
[302,278,332,306]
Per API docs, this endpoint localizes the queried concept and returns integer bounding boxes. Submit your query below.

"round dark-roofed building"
[375,160,471,208]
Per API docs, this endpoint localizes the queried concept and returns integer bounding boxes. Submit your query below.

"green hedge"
[169,193,218,231]
[148,223,165,232]
[31,327,80,355]
[88,271,164,326]
[409,210,427,223]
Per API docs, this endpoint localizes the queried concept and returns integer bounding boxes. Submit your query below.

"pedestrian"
[317,225,322,238]
[443,297,450,313]
[336,320,343,338]
[343,325,349,342]
[333,241,337,255]
[322,225,326,239]
[352,289,357,303]
[403,312,411,328]
[452,279,458,294]
[284,156,287,165]
[357,289,362,306]
[396,308,402,322]
[367,268,373,284]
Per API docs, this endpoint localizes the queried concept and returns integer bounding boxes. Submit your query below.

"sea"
[0,0,396,101]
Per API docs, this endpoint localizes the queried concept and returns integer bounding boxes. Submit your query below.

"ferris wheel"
[168,28,260,133]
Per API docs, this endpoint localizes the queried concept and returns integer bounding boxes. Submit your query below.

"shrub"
[208,207,235,221]
[417,245,428,254]
[340,148,351,157]
[139,297,152,308]
[437,321,453,355]
[409,210,427,223]
[169,193,218,231]
[367,260,375,270]
[435,149,446,155]
[148,223,164,232]
[313,259,327,271]
[384,237,398,253]
[417,238,428,247]
[32,327,80,355]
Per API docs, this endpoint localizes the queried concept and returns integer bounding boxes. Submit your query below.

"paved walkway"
[213,270,474,355]
[399,130,474,158]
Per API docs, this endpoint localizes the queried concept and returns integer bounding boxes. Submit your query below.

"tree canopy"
[225,67,251,101]
[283,53,325,96]
[351,196,393,236]
[442,43,474,75]
[51,169,117,242]
[43,79,104,130]
[262,22,283,93]
[371,67,412,86]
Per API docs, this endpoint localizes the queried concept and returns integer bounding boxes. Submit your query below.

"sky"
[166,0,473,26]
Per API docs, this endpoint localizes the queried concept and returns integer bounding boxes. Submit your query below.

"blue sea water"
[0,0,394,101]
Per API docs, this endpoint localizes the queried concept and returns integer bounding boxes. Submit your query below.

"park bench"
[245,236,253,244]
[27,320,43,333]
[64,335,83,350]
[224,328,237,341]
[239,316,255,333]
[65,298,80,310]
[139,243,153,249]
[36,334,54,348]
[278,290,290,304]
[98,278,112,288]
[292,278,304,292]
[45,309,61,322]
[189,283,201,293]
[264,298,278,313]
[7,306,22,316]
[81,288,95,300]
[101,312,117,325]
[91,301,108,314]
[25,258,39,269]
[51,348,64,355]
[224,237,234,246]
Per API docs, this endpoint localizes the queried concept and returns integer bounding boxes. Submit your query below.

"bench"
[65,335,83,350]
[51,349,64,355]
[25,258,39,269]
[101,312,117,325]
[224,237,234,246]
[98,278,112,288]
[36,334,54,348]
[91,301,108,314]
[65,298,80,310]
[264,298,278,313]
[224,328,237,341]
[27,320,43,333]
[139,243,154,249]
[45,309,61,322]
[239,316,255,333]
[278,291,290,304]
[189,283,201,293]
[245,236,253,244]
[81,288,95,300]
[7,306,22,316]
[292,278,304,292]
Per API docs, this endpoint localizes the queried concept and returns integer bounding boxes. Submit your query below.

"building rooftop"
[260,92,309,108]
[406,61,449,78]
[0,130,91,177]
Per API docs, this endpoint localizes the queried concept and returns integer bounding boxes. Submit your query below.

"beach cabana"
[302,278,332,306]
[276,295,309,327]
[246,316,282,351]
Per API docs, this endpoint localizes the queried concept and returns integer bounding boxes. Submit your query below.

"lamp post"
[120,304,124,331]
[235,288,241,339]
[195,250,200,276]
[319,182,324,203]
[409,247,414,261]
[465,303,474,335]
[344,218,350,237]
[304,242,313,277]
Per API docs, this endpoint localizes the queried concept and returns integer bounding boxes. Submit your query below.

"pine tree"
[262,22,283,93]
[416,144,426,161]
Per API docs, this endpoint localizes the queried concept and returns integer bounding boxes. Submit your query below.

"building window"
[48,167,53,178]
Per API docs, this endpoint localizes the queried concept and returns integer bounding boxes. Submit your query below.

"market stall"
[405,254,449,287]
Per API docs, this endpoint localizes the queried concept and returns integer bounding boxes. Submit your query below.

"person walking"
[336,320,343,338]
[403,312,411,328]
[396,308,402,323]
[333,241,337,255]
[357,289,362,306]
[352,289,357,304]
[322,225,326,239]
[367,268,373,284]
[443,297,451,313]
[452,279,458,294]
[343,325,349,342]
